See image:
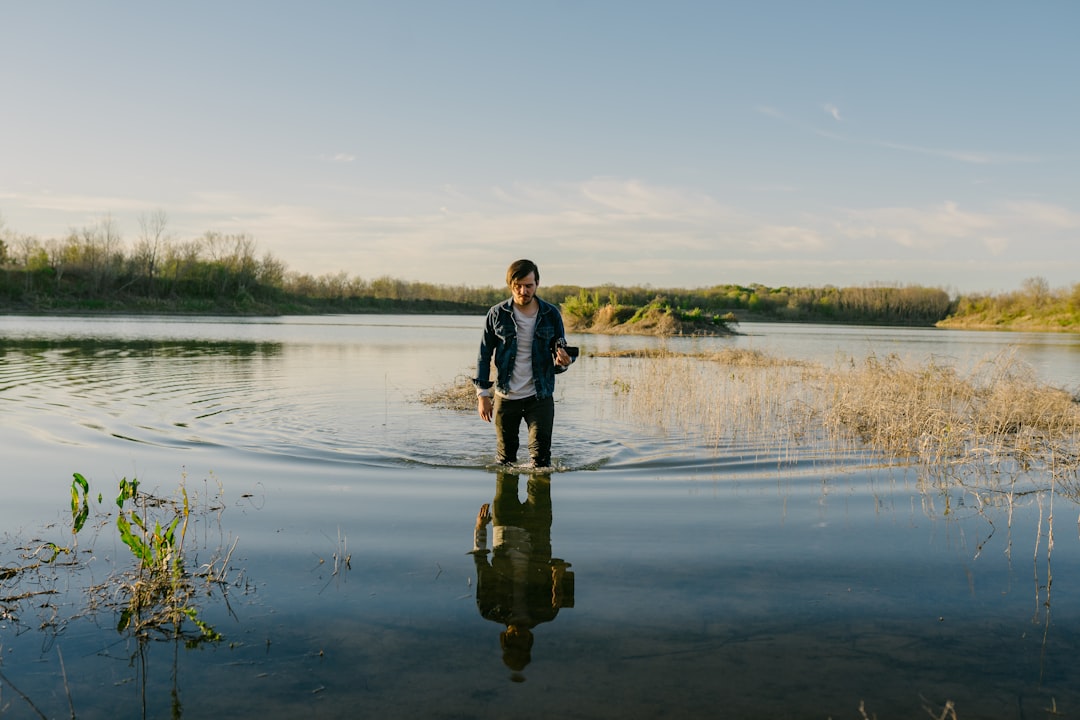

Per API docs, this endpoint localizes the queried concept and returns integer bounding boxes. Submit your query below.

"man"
[469,472,574,678]
[474,259,574,468]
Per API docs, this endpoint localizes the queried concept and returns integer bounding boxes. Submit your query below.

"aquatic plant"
[70,471,91,537]
[1,479,96,617]
[109,476,228,643]
[0,473,247,717]
[65,474,231,645]
[1,475,228,708]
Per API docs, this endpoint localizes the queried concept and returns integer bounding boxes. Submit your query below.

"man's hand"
[555,346,572,368]
[478,395,493,422]
[476,503,491,529]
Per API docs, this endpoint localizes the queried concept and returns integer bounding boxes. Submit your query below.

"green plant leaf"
[117,513,152,565]
[71,472,89,495]
[71,473,90,534]
[116,477,140,508]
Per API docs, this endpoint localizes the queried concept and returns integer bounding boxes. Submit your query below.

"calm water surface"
[1,314,1079,719]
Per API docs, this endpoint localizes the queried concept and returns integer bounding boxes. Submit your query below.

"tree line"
[554,282,954,326]
[1,212,1076,328]
[0,212,515,314]
[0,212,285,308]
[938,276,1080,330]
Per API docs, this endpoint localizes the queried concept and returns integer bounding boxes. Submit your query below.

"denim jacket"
[473,297,571,400]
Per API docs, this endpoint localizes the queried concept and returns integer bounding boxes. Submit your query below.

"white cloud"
[2,177,1076,292]
[1002,201,1080,229]
[834,199,1079,278]
[6,190,152,216]
[873,140,1039,165]
[838,201,994,249]
[983,236,1009,256]
[760,103,1040,166]
[759,224,828,252]
[761,102,1035,166]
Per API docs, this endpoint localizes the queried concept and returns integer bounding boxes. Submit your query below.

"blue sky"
[1,1,1077,294]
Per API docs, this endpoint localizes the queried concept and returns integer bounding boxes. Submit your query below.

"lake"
[2,314,1079,719]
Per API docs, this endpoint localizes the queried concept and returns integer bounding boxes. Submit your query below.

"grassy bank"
[937,278,1080,332]
[0,290,489,317]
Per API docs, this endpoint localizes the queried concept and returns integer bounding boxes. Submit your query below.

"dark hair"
[506,259,539,287]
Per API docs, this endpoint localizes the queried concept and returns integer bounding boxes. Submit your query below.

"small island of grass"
[560,290,738,336]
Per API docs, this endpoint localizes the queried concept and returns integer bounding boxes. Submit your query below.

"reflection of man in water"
[469,471,573,677]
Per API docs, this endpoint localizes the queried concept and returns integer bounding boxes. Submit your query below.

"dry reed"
[417,348,1080,496]
[597,349,821,458]
[418,373,478,412]
[821,350,1080,479]
[593,347,1080,494]
[592,347,809,367]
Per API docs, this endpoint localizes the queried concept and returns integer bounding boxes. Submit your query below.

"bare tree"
[1021,276,1050,307]
[44,237,72,286]
[134,209,171,293]
[257,251,286,288]
[99,214,123,285]
[15,234,43,291]
[71,215,124,291]
[0,213,7,266]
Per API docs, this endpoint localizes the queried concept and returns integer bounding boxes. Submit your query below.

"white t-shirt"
[503,305,538,399]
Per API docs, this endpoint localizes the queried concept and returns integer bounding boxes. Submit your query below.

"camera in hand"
[555,338,580,358]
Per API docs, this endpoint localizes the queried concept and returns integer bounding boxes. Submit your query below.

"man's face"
[510,272,538,308]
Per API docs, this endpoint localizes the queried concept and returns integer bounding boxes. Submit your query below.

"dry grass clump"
[600,350,819,452]
[418,373,477,412]
[593,347,808,367]
[594,348,822,456]
[589,304,633,331]
[823,354,975,460]
[821,351,1080,476]
[593,347,1079,490]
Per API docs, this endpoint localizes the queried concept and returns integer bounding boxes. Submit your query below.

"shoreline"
[2,304,1077,335]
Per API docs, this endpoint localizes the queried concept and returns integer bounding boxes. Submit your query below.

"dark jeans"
[491,472,553,559]
[494,395,555,466]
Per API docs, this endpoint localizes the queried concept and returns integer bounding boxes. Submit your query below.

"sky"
[1,1,1077,294]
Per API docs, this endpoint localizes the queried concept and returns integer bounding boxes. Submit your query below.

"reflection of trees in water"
[0,338,284,407]
[0,337,283,361]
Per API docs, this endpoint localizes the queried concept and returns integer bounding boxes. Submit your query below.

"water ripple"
[1,337,868,476]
